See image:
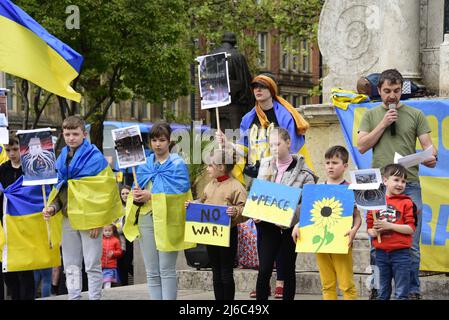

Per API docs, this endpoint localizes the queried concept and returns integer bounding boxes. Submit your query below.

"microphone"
[388,104,396,136]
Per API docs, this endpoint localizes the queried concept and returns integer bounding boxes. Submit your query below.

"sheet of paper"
[0,127,8,144]
[394,146,434,168]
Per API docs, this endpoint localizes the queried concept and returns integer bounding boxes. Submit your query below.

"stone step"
[177,269,449,299]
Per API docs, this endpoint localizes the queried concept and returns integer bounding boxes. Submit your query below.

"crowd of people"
[0,69,437,301]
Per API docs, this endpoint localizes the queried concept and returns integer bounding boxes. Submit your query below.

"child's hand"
[89,227,101,239]
[185,201,191,209]
[43,206,55,221]
[373,220,391,232]
[291,226,300,243]
[345,228,357,247]
[108,250,114,258]
[368,228,379,238]
[133,188,151,203]
[226,206,237,217]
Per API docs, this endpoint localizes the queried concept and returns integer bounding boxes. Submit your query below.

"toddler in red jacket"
[367,164,416,300]
[102,224,123,288]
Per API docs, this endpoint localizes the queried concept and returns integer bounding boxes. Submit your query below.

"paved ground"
[42,284,334,300]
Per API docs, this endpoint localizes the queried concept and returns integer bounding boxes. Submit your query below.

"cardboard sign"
[184,203,230,247]
[296,184,354,254]
[242,179,301,227]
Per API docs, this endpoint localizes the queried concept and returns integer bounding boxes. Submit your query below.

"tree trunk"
[21,80,29,129]
[89,112,105,153]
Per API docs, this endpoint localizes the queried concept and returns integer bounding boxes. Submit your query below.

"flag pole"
[42,185,53,249]
[132,167,140,189]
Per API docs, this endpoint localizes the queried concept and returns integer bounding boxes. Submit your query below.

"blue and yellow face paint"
[0,0,83,102]
[296,184,354,254]
[185,203,231,247]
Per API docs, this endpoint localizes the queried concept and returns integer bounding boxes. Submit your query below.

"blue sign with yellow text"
[336,99,449,271]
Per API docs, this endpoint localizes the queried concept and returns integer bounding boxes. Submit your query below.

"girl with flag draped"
[123,122,195,300]
[43,116,122,300]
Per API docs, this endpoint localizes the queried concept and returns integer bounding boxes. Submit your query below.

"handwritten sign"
[242,179,301,227]
[296,184,354,254]
[184,203,230,247]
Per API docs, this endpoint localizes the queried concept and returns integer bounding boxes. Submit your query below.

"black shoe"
[369,289,378,300]
[409,293,422,300]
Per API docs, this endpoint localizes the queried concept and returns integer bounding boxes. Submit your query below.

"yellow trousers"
[315,249,357,300]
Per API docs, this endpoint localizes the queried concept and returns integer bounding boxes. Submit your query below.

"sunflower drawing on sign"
[296,184,354,254]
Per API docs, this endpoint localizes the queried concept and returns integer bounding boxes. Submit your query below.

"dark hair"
[383,163,407,180]
[62,115,86,131]
[120,185,131,205]
[7,134,19,146]
[105,224,120,239]
[377,69,404,88]
[325,145,349,164]
[149,121,175,151]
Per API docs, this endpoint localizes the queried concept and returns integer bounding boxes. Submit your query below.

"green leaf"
[312,235,322,244]
[325,232,334,245]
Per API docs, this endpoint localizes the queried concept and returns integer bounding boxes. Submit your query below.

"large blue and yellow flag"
[0,176,62,272]
[0,0,83,102]
[296,184,354,254]
[335,99,449,272]
[185,203,230,247]
[123,153,195,252]
[48,139,122,230]
[233,99,314,184]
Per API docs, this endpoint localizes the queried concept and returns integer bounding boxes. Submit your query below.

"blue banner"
[335,99,449,271]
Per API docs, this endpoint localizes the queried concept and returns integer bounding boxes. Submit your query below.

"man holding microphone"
[357,69,437,300]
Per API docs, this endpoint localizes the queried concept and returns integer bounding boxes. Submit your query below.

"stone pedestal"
[319,0,422,101]
[439,34,449,97]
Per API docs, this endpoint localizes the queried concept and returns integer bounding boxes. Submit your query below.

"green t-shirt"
[358,103,431,182]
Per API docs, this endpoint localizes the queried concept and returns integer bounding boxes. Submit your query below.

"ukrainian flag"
[0,0,83,102]
[233,100,314,184]
[48,139,122,230]
[0,177,62,272]
[0,145,8,165]
[124,153,195,252]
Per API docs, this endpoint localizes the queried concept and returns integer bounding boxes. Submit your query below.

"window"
[292,95,299,107]
[301,40,310,73]
[280,37,289,70]
[5,74,14,111]
[142,101,150,119]
[302,95,309,105]
[291,42,299,72]
[258,32,268,68]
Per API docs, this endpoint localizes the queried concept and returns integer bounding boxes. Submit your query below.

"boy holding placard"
[367,164,416,300]
[292,146,361,300]
[186,149,247,300]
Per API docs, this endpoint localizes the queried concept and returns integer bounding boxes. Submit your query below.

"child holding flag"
[186,149,247,300]
[123,121,195,300]
[43,116,122,300]
[0,135,35,300]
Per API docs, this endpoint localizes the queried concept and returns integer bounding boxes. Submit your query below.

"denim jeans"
[34,268,52,298]
[404,182,422,295]
[376,248,411,300]
[138,213,178,300]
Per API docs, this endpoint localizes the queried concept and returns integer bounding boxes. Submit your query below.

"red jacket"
[102,236,123,268]
[367,194,416,252]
